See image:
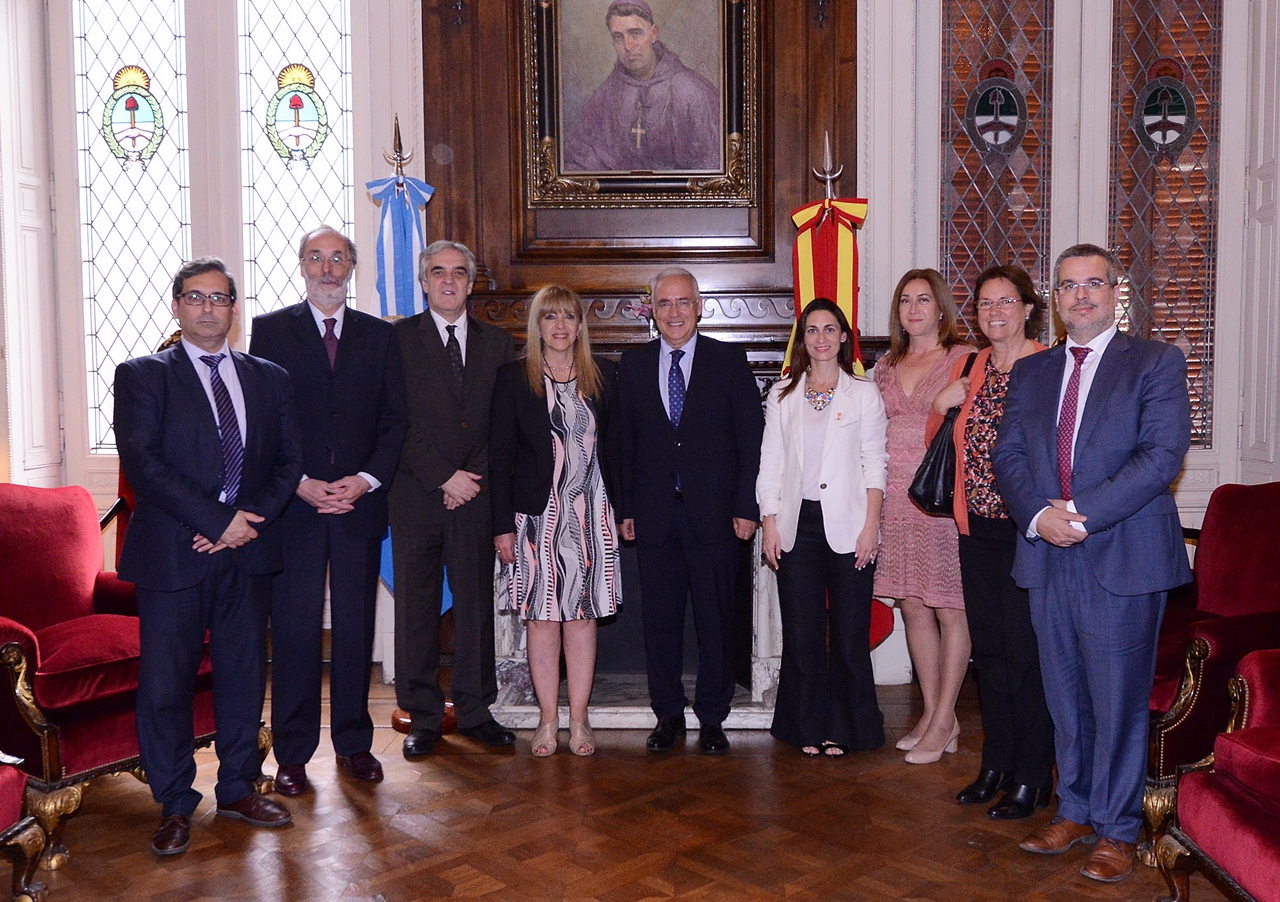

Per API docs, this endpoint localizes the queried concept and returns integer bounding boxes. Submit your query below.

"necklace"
[544,363,574,373]
[804,385,835,411]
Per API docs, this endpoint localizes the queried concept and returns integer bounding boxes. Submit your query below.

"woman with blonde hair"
[489,285,621,757]
[873,268,976,764]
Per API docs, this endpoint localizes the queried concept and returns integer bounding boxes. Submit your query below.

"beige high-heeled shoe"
[895,719,929,751]
[531,721,558,757]
[569,720,595,757]
[904,718,960,765]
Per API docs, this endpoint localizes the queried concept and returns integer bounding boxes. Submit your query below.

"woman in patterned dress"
[490,285,621,757]
[873,268,975,764]
[926,265,1052,818]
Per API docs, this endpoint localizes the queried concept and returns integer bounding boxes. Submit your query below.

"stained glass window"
[239,0,354,332]
[74,0,190,452]
[1109,1,1221,448]
[941,1,1054,340]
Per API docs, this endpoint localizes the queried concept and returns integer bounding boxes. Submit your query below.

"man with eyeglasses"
[992,243,1191,883]
[114,256,302,855]
[616,267,764,754]
[247,226,408,795]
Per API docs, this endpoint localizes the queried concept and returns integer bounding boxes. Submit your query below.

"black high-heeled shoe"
[956,769,1014,804]
[988,783,1052,820]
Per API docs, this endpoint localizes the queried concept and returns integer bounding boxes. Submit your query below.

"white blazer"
[756,369,889,554]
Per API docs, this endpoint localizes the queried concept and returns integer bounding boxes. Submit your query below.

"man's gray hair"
[419,240,477,285]
[606,1,654,26]
[1053,243,1125,288]
[297,225,357,267]
[650,266,699,299]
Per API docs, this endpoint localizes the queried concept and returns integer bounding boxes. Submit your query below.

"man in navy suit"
[249,227,407,794]
[992,244,1191,883]
[115,257,302,856]
[617,267,764,754]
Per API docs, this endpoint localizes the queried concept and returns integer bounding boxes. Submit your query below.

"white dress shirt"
[306,300,346,337]
[658,332,697,417]
[429,307,468,365]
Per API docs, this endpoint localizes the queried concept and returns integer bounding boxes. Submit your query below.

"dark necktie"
[1056,346,1092,500]
[323,317,338,370]
[446,324,465,388]
[668,349,686,429]
[200,354,244,506]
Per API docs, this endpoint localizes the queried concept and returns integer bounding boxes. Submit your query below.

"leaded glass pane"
[1109,1,1221,448]
[74,0,190,452]
[239,0,353,335]
[941,0,1054,340]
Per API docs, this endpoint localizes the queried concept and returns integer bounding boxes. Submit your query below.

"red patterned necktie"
[1056,346,1092,500]
[323,317,338,370]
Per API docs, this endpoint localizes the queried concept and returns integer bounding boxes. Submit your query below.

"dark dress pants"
[957,513,1054,789]
[136,554,269,817]
[1031,545,1165,843]
[270,507,381,764]
[392,513,497,731]
[636,499,738,726]
[771,500,884,750]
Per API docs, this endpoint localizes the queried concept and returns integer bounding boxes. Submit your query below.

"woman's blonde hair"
[523,284,603,399]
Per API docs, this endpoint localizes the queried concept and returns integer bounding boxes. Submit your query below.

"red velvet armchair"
[0,752,43,902]
[0,483,216,868]
[1156,648,1280,902]
[1144,481,1280,852]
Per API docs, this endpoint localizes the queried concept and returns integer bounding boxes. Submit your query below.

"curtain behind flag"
[785,198,868,374]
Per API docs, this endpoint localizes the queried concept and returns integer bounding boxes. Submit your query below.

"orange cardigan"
[924,342,1045,535]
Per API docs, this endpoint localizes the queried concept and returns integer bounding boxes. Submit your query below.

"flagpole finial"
[383,114,414,177]
[812,130,843,201]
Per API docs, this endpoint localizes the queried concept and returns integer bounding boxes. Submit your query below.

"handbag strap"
[940,352,980,422]
[960,351,978,378]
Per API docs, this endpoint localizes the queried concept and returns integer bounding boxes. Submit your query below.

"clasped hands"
[297,475,371,514]
[192,509,263,554]
[1038,498,1088,547]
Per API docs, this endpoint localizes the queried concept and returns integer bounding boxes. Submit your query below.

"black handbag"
[908,352,978,515]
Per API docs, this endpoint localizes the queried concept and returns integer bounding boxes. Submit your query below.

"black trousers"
[392,514,497,731]
[958,513,1054,789]
[771,500,884,750]
[636,500,738,726]
[269,508,381,765]
[136,555,270,817]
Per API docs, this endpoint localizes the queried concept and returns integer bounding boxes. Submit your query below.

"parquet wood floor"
[22,672,1225,902]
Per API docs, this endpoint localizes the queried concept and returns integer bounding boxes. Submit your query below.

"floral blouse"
[963,355,1013,520]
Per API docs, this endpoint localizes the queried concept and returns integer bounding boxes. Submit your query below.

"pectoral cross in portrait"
[631,100,647,149]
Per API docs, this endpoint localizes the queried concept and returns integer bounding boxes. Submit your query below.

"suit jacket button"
[819,483,827,489]
[460,421,469,429]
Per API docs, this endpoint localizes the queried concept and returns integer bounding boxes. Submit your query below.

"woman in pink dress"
[873,268,975,764]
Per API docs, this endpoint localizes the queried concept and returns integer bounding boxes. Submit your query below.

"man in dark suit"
[992,243,1192,883]
[617,267,764,754]
[114,257,302,856]
[248,227,407,794]
[389,240,517,757]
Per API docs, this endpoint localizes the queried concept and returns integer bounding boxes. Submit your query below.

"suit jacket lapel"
[1076,332,1130,452]
[289,301,332,374]
[462,314,484,397]
[416,312,461,400]
[821,371,854,462]
[170,347,225,476]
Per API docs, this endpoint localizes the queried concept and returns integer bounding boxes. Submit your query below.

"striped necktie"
[199,354,244,506]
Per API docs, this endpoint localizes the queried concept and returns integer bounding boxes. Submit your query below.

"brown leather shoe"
[1080,838,1136,882]
[336,750,384,782]
[216,793,292,827]
[274,764,309,796]
[151,814,191,856]
[1018,815,1096,854]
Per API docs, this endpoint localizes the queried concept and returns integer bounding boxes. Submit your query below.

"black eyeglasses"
[179,291,234,307]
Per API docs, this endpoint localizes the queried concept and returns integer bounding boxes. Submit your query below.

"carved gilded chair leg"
[1140,781,1177,867]
[2,818,47,902]
[1155,832,1194,902]
[23,785,82,870]
[255,724,275,795]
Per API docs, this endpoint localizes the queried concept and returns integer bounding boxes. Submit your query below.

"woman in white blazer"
[758,299,889,756]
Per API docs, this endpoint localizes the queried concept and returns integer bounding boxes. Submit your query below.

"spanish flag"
[785,197,868,375]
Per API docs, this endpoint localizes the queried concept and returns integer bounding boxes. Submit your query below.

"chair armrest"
[1151,611,1280,781]
[1234,648,1280,729]
[93,572,138,617]
[0,617,39,669]
[99,496,130,531]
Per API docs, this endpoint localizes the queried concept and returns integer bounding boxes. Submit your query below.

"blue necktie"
[668,349,686,429]
[200,354,244,506]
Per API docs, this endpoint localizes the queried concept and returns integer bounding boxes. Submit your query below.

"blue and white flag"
[365,173,434,317]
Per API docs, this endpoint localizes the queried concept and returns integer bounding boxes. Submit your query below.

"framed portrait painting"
[522,0,760,209]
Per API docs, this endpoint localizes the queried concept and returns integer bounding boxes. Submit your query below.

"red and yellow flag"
[785,197,868,374]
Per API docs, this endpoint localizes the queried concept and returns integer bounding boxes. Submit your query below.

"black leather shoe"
[989,783,1052,820]
[956,769,1014,804]
[336,750,384,782]
[403,728,441,759]
[645,717,687,752]
[699,723,730,755]
[216,793,292,827]
[459,719,516,747]
[274,764,309,796]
